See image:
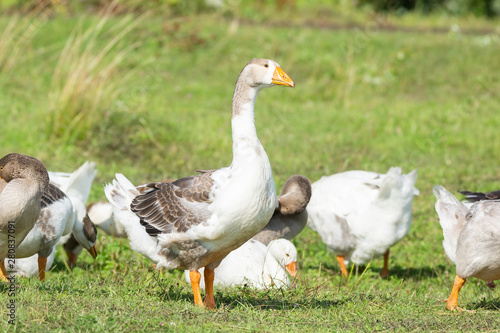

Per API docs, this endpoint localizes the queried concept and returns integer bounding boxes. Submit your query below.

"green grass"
[1,3,500,331]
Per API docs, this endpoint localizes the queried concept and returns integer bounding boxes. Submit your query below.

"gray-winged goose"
[253,175,312,245]
[0,153,49,280]
[105,58,294,309]
[434,185,500,310]
[307,167,419,277]
[12,162,98,278]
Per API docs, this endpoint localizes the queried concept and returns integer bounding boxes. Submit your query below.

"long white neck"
[231,82,265,163]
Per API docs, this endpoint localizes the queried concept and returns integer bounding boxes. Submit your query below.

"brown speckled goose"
[105,58,294,309]
[253,175,312,245]
[0,153,49,280]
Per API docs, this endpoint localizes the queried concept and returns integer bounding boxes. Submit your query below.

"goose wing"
[130,171,215,236]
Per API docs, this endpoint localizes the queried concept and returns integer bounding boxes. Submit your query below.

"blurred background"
[0,0,499,196]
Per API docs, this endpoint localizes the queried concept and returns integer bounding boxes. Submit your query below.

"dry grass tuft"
[45,2,145,144]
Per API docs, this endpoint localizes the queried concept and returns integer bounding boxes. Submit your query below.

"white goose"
[184,238,297,289]
[49,161,99,267]
[105,58,294,309]
[0,153,49,280]
[253,175,312,245]
[433,185,500,310]
[307,167,418,277]
[60,201,123,269]
[62,183,175,267]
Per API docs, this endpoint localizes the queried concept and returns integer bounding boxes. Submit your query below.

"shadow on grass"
[469,298,500,311]
[310,263,450,281]
[380,264,449,281]
[155,279,344,310]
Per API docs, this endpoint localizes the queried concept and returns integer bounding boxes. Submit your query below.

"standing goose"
[0,153,49,280]
[253,175,312,245]
[433,185,500,310]
[12,162,98,277]
[105,58,294,309]
[11,183,98,280]
[13,183,74,280]
[307,167,418,277]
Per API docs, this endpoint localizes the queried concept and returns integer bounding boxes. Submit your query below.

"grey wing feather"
[41,183,67,208]
[130,172,215,236]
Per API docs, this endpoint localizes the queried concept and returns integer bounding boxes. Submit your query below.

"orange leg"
[38,256,47,281]
[446,275,467,311]
[204,267,216,310]
[189,270,204,306]
[0,260,8,282]
[336,255,348,277]
[380,249,390,278]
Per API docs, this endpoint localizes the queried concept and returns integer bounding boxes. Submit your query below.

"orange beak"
[272,67,295,87]
[285,261,297,277]
[88,245,98,259]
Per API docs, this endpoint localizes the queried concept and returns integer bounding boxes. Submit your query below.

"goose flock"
[2,58,498,312]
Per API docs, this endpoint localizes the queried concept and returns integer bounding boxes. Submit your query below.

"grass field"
[1,2,500,331]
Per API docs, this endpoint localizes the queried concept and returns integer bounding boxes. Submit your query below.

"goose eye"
[264,64,269,68]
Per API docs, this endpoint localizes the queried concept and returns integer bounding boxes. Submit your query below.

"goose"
[62,201,123,268]
[184,238,297,289]
[0,153,49,281]
[11,183,98,280]
[433,185,500,310]
[11,162,99,278]
[253,175,312,245]
[12,183,74,280]
[51,161,99,268]
[307,167,418,277]
[105,58,294,309]
[62,182,177,267]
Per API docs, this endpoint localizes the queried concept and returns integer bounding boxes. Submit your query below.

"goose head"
[268,239,298,277]
[277,175,312,215]
[71,198,98,261]
[237,58,294,91]
[0,153,49,193]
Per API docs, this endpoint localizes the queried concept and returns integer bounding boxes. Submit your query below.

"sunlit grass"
[0,4,499,331]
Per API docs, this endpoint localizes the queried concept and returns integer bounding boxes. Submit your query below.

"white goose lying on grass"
[184,238,297,289]
[307,167,419,277]
[433,185,500,311]
[105,58,294,309]
[253,175,312,245]
[0,153,49,281]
